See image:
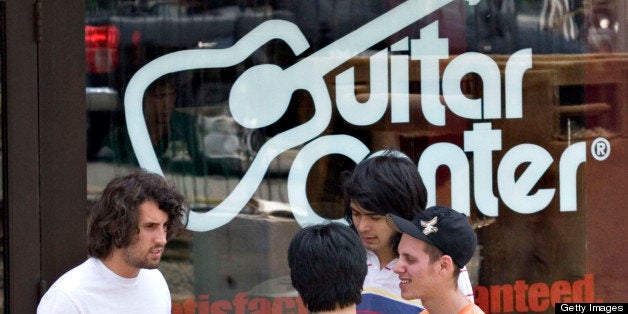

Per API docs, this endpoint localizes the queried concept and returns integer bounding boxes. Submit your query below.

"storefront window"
[0,2,5,310]
[85,0,627,312]
[1,2,6,310]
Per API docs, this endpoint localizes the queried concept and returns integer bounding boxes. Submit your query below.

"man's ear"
[438,255,456,275]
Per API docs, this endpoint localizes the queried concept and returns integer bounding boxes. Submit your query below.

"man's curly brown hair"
[87,169,188,258]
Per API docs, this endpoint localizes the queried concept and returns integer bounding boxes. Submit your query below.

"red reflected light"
[85,25,121,73]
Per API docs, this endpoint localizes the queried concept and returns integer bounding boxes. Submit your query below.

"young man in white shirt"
[37,170,188,314]
[342,150,474,313]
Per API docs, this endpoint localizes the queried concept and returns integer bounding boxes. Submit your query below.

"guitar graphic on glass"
[124,0,454,231]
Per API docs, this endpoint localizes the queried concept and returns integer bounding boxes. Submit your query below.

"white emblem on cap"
[421,217,439,235]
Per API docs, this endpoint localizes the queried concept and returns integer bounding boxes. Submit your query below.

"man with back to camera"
[37,169,188,313]
[387,206,485,314]
[288,222,367,314]
[342,150,474,313]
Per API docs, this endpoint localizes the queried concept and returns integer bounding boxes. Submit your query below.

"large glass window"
[86,0,627,312]
[1,2,6,311]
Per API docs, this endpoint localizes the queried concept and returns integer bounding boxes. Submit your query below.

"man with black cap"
[386,206,485,314]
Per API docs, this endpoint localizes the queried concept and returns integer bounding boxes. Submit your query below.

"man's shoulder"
[37,259,94,313]
[38,259,171,313]
[48,259,95,289]
[459,303,485,314]
[358,291,423,314]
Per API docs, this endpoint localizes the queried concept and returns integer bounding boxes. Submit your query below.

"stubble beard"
[122,245,162,270]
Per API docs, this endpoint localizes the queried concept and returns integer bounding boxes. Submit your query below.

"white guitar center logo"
[124,0,588,232]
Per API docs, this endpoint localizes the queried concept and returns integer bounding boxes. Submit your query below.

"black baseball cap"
[386,206,477,268]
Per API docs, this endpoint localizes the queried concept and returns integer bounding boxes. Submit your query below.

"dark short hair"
[342,150,427,252]
[288,223,367,312]
[87,169,188,258]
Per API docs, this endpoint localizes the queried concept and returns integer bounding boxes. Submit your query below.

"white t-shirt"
[37,257,171,314]
[358,250,475,313]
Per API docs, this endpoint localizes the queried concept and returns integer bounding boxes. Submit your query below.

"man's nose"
[156,227,167,245]
[355,218,370,232]
[393,261,405,274]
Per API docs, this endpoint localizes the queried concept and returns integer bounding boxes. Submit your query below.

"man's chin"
[143,263,160,270]
[362,243,381,252]
[139,259,161,270]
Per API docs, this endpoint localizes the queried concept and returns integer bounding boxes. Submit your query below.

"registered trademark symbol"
[591,137,611,161]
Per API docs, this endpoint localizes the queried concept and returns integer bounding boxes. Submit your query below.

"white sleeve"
[37,289,81,314]
[457,266,475,303]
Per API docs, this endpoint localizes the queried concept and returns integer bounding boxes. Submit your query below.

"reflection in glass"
[1,2,6,311]
[85,0,628,311]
